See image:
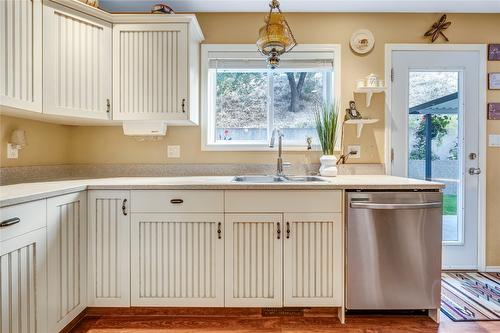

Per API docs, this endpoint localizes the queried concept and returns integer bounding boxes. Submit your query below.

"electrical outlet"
[7,144,19,159]
[167,145,181,158]
[489,135,500,147]
[347,145,361,159]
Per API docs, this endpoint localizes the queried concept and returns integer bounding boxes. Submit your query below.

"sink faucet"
[269,129,287,176]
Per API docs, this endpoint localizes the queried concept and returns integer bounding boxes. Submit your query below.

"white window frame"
[201,44,341,151]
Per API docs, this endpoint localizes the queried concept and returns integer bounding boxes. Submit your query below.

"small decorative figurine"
[151,4,175,14]
[345,101,362,120]
[306,136,313,150]
[424,14,451,43]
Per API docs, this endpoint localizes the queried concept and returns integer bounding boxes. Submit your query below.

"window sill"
[202,143,322,152]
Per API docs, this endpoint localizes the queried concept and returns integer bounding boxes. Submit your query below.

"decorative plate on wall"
[350,29,375,54]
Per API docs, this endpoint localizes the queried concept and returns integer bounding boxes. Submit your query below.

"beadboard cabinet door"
[112,24,190,121]
[0,0,42,113]
[0,228,47,333]
[43,0,112,120]
[130,213,224,306]
[224,214,283,307]
[47,192,87,333]
[88,190,130,306]
[283,213,343,307]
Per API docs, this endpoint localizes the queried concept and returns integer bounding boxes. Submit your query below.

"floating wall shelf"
[354,86,387,107]
[345,118,379,138]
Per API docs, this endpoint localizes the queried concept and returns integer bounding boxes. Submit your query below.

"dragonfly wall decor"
[424,14,452,43]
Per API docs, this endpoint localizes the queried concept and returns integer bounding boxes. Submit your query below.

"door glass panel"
[407,72,461,243]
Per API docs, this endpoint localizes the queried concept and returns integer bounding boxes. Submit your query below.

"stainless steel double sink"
[232,175,327,183]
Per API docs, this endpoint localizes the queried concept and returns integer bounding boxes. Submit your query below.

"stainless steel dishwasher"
[346,191,442,310]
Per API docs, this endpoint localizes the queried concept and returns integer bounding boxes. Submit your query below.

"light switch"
[489,135,500,147]
[7,144,19,159]
[347,145,361,159]
[167,145,181,158]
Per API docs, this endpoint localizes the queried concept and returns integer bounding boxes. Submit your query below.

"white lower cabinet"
[88,190,130,306]
[83,190,344,309]
[47,192,87,332]
[224,212,343,308]
[283,213,343,307]
[0,228,47,333]
[130,213,224,306]
[224,214,283,307]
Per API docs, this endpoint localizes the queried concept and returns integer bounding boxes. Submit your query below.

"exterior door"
[225,214,283,307]
[283,213,343,307]
[390,49,483,269]
[130,213,224,306]
[88,190,130,306]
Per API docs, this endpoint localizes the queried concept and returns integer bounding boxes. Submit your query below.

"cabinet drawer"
[131,190,224,213]
[0,200,46,242]
[225,190,342,213]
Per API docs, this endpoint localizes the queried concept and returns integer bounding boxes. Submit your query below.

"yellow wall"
[69,13,499,166]
[0,116,71,167]
[0,12,499,265]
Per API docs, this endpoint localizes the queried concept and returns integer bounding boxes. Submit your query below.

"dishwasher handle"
[350,202,442,210]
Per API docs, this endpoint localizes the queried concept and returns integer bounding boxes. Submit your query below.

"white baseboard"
[442,266,478,270]
[484,266,500,272]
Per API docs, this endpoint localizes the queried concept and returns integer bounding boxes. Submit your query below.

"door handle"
[286,222,290,239]
[217,222,222,239]
[122,199,128,216]
[350,202,442,210]
[468,167,481,175]
[0,217,20,228]
[170,199,184,204]
[276,222,281,240]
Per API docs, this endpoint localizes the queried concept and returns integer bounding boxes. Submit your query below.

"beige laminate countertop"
[0,175,444,208]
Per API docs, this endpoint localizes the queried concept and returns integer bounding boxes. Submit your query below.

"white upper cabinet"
[43,1,112,120]
[0,0,42,113]
[112,18,203,124]
[1,0,204,125]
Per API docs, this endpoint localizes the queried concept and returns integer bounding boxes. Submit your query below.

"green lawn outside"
[443,194,457,215]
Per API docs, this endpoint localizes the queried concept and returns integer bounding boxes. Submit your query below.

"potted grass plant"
[314,103,340,176]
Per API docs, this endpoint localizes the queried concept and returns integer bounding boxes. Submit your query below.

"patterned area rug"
[441,272,500,321]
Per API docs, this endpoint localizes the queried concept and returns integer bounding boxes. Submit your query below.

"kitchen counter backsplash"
[0,163,384,185]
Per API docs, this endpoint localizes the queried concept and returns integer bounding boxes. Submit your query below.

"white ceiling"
[99,0,500,13]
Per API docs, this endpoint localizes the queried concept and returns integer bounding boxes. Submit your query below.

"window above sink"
[201,44,341,151]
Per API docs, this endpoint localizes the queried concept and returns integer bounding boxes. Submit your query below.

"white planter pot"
[319,155,338,177]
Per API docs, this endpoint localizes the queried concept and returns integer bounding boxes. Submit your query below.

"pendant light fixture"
[256,0,297,69]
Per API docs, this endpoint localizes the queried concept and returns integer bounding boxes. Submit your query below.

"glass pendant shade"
[256,1,297,69]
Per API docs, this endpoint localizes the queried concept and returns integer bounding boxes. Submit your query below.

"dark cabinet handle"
[286,222,290,239]
[276,222,281,240]
[0,217,20,228]
[217,222,222,239]
[181,99,186,113]
[170,199,184,204]
[122,199,128,216]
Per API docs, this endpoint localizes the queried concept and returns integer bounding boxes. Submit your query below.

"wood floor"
[68,308,500,333]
